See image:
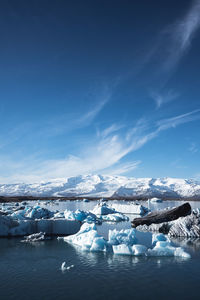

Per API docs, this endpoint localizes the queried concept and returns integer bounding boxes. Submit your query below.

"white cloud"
[151,90,179,109]
[189,142,198,153]
[1,109,199,183]
[163,0,200,71]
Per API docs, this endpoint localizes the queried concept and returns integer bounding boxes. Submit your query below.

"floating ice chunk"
[11,209,26,220]
[64,210,76,220]
[90,236,108,252]
[83,198,89,202]
[21,232,50,242]
[64,209,99,224]
[108,228,137,246]
[64,222,108,252]
[25,205,54,219]
[132,244,147,256]
[101,213,129,222]
[152,233,170,247]
[61,262,66,271]
[150,198,162,203]
[91,202,116,215]
[110,203,149,215]
[147,233,191,258]
[61,262,74,271]
[54,212,65,218]
[113,244,132,255]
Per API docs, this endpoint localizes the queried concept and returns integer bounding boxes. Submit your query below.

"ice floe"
[61,262,74,271]
[150,197,163,203]
[110,203,149,215]
[100,213,129,222]
[147,234,190,258]
[64,223,190,258]
[21,232,51,242]
[91,202,116,215]
[64,222,109,252]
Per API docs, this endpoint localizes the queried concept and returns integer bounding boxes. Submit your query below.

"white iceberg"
[64,222,109,252]
[61,262,74,271]
[21,232,51,242]
[100,212,129,222]
[150,198,163,203]
[113,244,132,255]
[64,209,100,224]
[64,223,190,258]
[91,202,116,215]
[108,228,137,246]
[0,213,81,237]
[110,203,149,215]
[147,233,191,258]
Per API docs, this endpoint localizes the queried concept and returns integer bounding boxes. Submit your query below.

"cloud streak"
[163,0,200,71]
[148,1,200,108]
[1,109,200,183]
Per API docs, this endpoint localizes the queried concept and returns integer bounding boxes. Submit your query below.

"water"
[0,200,200,300]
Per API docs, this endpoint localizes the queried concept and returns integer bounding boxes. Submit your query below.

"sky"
[0,0,200,183]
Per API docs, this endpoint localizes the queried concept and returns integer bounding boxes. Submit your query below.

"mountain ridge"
[0,174,200,198]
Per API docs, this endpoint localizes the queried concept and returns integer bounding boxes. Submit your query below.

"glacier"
[0,174,200,198]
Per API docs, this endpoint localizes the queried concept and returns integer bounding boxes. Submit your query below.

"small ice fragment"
[61,262,74,271]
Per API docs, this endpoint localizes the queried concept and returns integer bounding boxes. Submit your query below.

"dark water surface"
[0,200,200,300]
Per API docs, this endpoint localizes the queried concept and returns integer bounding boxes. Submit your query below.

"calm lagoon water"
[0,199,200,300]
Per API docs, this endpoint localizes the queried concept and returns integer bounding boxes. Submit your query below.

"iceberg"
[0,213,81,237]
[112,244,132,255]
[150,197,162,203]
[147,233,191,258]
[64,223,190,258]
[25,205,54,219]
[110,203,149,215]
[108,228,137,246]
[132,244,147,256]
[64,222,109,252]
[100,212,129,222]
[64,209,100,224]
[21,232,51,242]
[91,202,116,215]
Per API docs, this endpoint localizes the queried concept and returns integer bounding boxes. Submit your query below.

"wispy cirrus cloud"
[151,90,180,109]
[148,1,200,108]
[188,142,198,153]
[1,109,200,183]
[163,0,200,72]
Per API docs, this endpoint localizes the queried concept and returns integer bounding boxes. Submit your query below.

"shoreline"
[1,195,200,203]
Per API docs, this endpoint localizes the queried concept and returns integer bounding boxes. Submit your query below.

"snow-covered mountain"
[0,174,200,198]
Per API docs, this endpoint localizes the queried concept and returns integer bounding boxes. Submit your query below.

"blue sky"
[0,0,200,182]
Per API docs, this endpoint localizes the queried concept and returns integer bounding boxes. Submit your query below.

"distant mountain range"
[0,174,200,199]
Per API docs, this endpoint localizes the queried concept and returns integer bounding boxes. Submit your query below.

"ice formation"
[150,198,163,203]
[110,203,149,215]
[91,202,116,215]
[64,223,190,258]
[64,209,99,224]
[147,234,191,258]
[64,222,109,252]
[0,211,81,237]
[21,232,51,242]
[136,210,200,238]
[61,262,74,271]
[100,213,129,222]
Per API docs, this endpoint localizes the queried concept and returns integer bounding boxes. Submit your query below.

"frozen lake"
[0,199,200,300]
